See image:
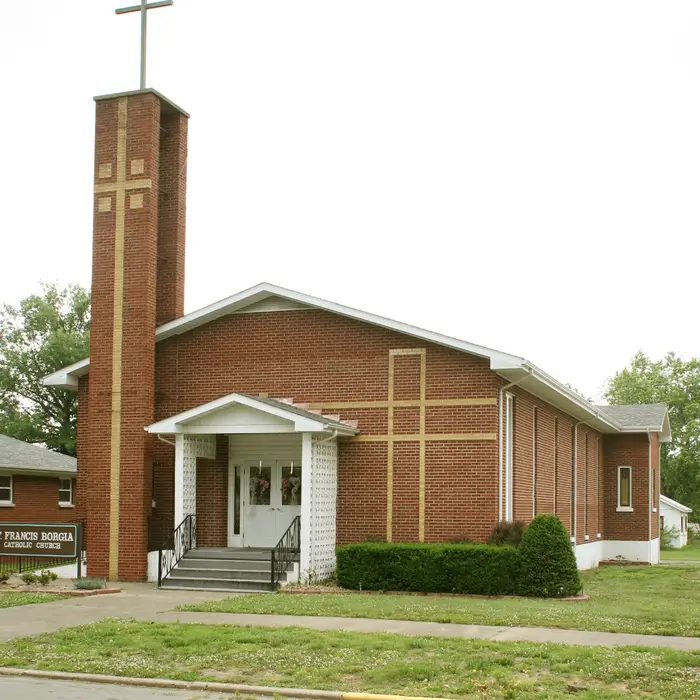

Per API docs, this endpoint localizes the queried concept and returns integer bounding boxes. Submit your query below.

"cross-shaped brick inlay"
[95,160,152,213]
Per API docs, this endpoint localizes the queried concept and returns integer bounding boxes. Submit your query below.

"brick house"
[43,88,671,587]
[0,434,79,524]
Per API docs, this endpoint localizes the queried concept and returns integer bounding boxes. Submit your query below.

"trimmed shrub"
[38,570,59,586]
[336,542,521,595]
[20,572,39,585]
[74,578,106,590]
[488,521,526,547]
[518,514,581,598]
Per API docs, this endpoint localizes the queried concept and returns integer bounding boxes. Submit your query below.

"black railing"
[158,514,196,587]
[271,515,301,588]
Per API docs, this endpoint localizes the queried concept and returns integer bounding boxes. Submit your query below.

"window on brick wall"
[553,418,558,515]
[58,478,73,506]
[584,434,589,538]
[505,393,514,521]
[532,407,538,517]
[0,475,12,503]
[618,466,632,511]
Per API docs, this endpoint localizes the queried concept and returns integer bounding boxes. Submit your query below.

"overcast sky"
[1,2,697,401]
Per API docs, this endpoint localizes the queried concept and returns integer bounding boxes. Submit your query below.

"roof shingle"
[0,435,77,474]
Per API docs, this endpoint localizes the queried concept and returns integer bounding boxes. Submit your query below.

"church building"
[43,88,670,587]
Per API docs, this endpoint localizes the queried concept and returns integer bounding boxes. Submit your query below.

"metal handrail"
[271,515,301,588]
[158,514,196,587]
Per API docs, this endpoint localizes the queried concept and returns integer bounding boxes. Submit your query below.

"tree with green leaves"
[605,351,700,514]
[0,284,90,456]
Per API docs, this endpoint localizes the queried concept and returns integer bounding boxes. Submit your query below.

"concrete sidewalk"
[1,583,700,651]
[157,610,700,651]
[0,583,234,642]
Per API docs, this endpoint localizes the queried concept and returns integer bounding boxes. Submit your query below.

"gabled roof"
[660,494,692,513]
[145,392,359,436]
[596,404,672,443]
[43,282,669,438]
[0,434,77,475]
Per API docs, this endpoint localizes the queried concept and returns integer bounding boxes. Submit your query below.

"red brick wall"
[603,433,651,541]
[196,435,228,547]
[501,385,606,545]
[149,308,501,546]
[156,109,188,325]
[0,475,81,524]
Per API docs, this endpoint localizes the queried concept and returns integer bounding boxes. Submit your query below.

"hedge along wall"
[336,542,522,596]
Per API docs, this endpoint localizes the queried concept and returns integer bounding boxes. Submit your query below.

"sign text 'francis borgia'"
[0,524,79,558]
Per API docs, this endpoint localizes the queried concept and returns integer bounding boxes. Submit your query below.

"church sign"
[0,523,80,558]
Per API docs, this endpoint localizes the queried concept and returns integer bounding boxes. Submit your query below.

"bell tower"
[87,88,188,581]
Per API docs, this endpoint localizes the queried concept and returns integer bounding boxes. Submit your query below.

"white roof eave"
[660,494,692,513]
[39,283,658,438]
[145,392,358,436]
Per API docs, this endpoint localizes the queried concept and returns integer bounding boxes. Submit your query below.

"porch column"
[300,432,339,582]
[174,434,207,528]
[174,434,185,527]
[300,433,313,575]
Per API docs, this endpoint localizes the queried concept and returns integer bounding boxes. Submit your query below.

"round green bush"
[518,514,581,598]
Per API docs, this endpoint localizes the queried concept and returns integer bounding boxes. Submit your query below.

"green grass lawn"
[0,592,65,608]
[661,539,700,561]
[181,565,700,637]
[0,619,699,699]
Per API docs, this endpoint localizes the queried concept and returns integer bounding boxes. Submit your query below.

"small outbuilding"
[660,494,692,548]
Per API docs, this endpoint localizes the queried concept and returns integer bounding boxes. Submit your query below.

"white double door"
[241,460,302,548]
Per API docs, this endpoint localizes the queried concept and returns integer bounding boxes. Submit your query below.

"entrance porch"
[146,393,358,590]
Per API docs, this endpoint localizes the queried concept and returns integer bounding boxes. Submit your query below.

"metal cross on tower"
[116,0,174,90]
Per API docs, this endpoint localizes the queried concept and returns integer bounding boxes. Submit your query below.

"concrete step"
[179,558,271,571]
[185,549,273,562]
[161,576,277,592]
[159,584,275,594]
[169,567,286,582]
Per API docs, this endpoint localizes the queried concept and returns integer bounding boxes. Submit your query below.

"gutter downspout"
[498,369,533,521]
[156,434,176,447]
[318,429,339,444]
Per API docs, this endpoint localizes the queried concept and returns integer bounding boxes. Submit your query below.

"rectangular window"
[660,515,665,532]
[618,466,632,510]
[505,393,514,521]
[596,437,600,535]
[652,469,656,511]
[553,418,558,515]
[584,434,589,536]
[532,407,538,517]
[570,426,576,529]
[0,475,12,503]
[58,478,73,505]
[234,466,241,535]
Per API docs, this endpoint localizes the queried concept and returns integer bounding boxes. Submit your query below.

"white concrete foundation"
[30,560,86,579]
[574,538,661,569]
